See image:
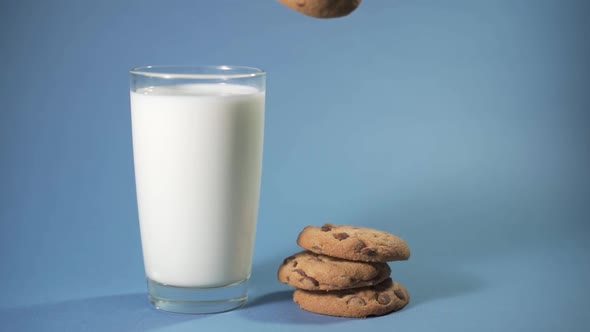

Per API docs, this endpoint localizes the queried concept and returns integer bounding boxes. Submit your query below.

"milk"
[130,84,265,288]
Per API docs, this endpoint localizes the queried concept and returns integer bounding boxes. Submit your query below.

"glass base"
[147,278,249,314]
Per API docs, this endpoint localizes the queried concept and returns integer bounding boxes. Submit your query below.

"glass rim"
[129,65,266,80]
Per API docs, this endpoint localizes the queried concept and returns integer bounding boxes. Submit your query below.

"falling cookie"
[278,0,362,19]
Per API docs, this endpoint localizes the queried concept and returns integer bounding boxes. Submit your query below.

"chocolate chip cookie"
[278,0,361,19]
[293,278,409,318]
[278,250,391,291]
[297,224,411,262]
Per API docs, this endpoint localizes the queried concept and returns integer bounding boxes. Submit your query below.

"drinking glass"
[129,65,266,314]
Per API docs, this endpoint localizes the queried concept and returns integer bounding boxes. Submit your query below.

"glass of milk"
[129,65,266,314]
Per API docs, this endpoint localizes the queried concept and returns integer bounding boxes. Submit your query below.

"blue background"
[1,0,589,331]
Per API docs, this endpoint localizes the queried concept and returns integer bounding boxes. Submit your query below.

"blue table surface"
[1,0,589,331]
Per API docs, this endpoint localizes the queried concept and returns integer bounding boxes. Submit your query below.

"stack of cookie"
[277,223,411,318]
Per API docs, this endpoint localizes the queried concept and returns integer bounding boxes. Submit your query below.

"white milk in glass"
[130,84,265,288]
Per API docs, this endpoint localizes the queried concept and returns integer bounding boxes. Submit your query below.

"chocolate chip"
[394,289,406,301]
[321,225,332,232]
[293,269,319,287]
[377,293,391,305]
[312,245,322,252]
[305,276,320,287]
[353,240,366,252]
[294,269,307,277]
[292,260,298,267]
[333,232,349,241]
[346,296,367,306]
[361,247,377,257]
